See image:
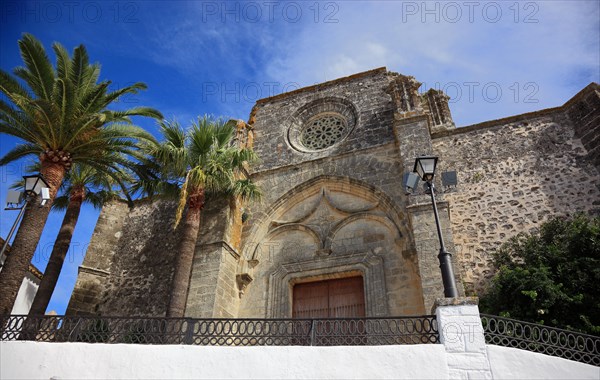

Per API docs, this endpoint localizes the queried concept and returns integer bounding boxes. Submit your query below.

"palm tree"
[149,117,260,318]
[26,162,127,317]
[0,34,161,314]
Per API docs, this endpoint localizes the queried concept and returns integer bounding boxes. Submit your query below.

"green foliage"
[480,213,600,335]
[0,33,161,168]
[137,116,262,226]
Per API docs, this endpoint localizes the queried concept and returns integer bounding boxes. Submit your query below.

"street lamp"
[23,175,51,206]
[413,155,458,298]
[0,174,51,259]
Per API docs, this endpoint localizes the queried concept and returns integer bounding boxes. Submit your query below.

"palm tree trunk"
[27,188,84,316]
[0,161,65,315]
[166,189,205,318]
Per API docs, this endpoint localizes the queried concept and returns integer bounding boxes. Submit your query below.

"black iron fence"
[3,314,599,366]
[481,314,600,366]
[0,314,439,346]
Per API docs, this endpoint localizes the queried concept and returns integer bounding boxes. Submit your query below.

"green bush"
[480,213,600,335]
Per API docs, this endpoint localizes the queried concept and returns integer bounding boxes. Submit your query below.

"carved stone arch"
[249,223,322,263]
[242,175,409,263]
[237,175,421,318]
[324,212,402,252]
[265,223,321,243]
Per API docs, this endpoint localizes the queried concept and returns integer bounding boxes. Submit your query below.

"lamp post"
[0,174,50,259]
[413,156,458,298]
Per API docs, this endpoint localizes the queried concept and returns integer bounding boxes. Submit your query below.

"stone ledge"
[432,296,479,312]
[393,113,430,125]
[199,240,240,260]
[255,67,387,105]
[78,265,110,277]
[431,82,599,138]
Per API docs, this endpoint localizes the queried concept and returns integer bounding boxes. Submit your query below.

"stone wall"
[432,84,600,295]
[67,201,130,315]
[565,84,600,169]
[96,200,183,316]
[67,200,182,316]
[185,197,241,318]
[250,68,396,173]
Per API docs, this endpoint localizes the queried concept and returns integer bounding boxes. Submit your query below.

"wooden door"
[292,276,365,318]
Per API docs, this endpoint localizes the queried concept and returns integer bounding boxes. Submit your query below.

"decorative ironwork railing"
[481,314,600,366]
[0,315,439,346]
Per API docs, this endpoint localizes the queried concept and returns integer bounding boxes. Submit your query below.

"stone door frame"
[267,251,388,318]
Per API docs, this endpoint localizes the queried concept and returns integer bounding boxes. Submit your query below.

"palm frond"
[69,43,91,96]
[54,78,75,131]
[76,62,101,101]
[85,190,120,209]
[50,194,70,211]
[0,143,41,166]
[0,120,35,142]
[77,80,110,116]
[0,69,31,100]
[52,42,71,81]
[103,82,148,105]
[106,106,163,121]
[16,33,55,100]
[231,179,262,202]
[101,123,158,143]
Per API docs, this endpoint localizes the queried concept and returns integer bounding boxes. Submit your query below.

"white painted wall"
[487,345,600,379]
[0,252,40,315]
[1,341,597,380]
[1,342,448,380]
[10,272,39,315]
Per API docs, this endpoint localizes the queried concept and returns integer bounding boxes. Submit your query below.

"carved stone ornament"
[236,273,253,298]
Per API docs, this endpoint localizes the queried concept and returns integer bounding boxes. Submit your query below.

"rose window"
[300,114,347,150]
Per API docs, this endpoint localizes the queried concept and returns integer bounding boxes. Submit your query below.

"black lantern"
[23,174,51,205]
[1,174,52,258]
[23,174,50,196]
[413,156,438,182]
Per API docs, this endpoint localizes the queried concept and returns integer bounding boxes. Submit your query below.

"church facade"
[66,68,600,318]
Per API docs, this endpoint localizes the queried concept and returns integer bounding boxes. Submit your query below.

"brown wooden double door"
[292,276,366,318]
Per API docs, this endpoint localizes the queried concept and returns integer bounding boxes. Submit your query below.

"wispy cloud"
[260,1,599,125]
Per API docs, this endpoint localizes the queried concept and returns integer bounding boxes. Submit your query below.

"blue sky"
[0,0,598,315]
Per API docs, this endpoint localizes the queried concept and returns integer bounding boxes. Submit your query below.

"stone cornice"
[393,113,430,125]
[199,240,240,260]
[28,264,43,280]
[431,82,599,139]
[78,265,110,277]
[255,67,387,105]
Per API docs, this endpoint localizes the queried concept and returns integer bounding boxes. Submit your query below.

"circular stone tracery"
[286,97,358,153]
[300,114,347,150]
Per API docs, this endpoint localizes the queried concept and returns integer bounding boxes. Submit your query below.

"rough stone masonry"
[67,68,600,318]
